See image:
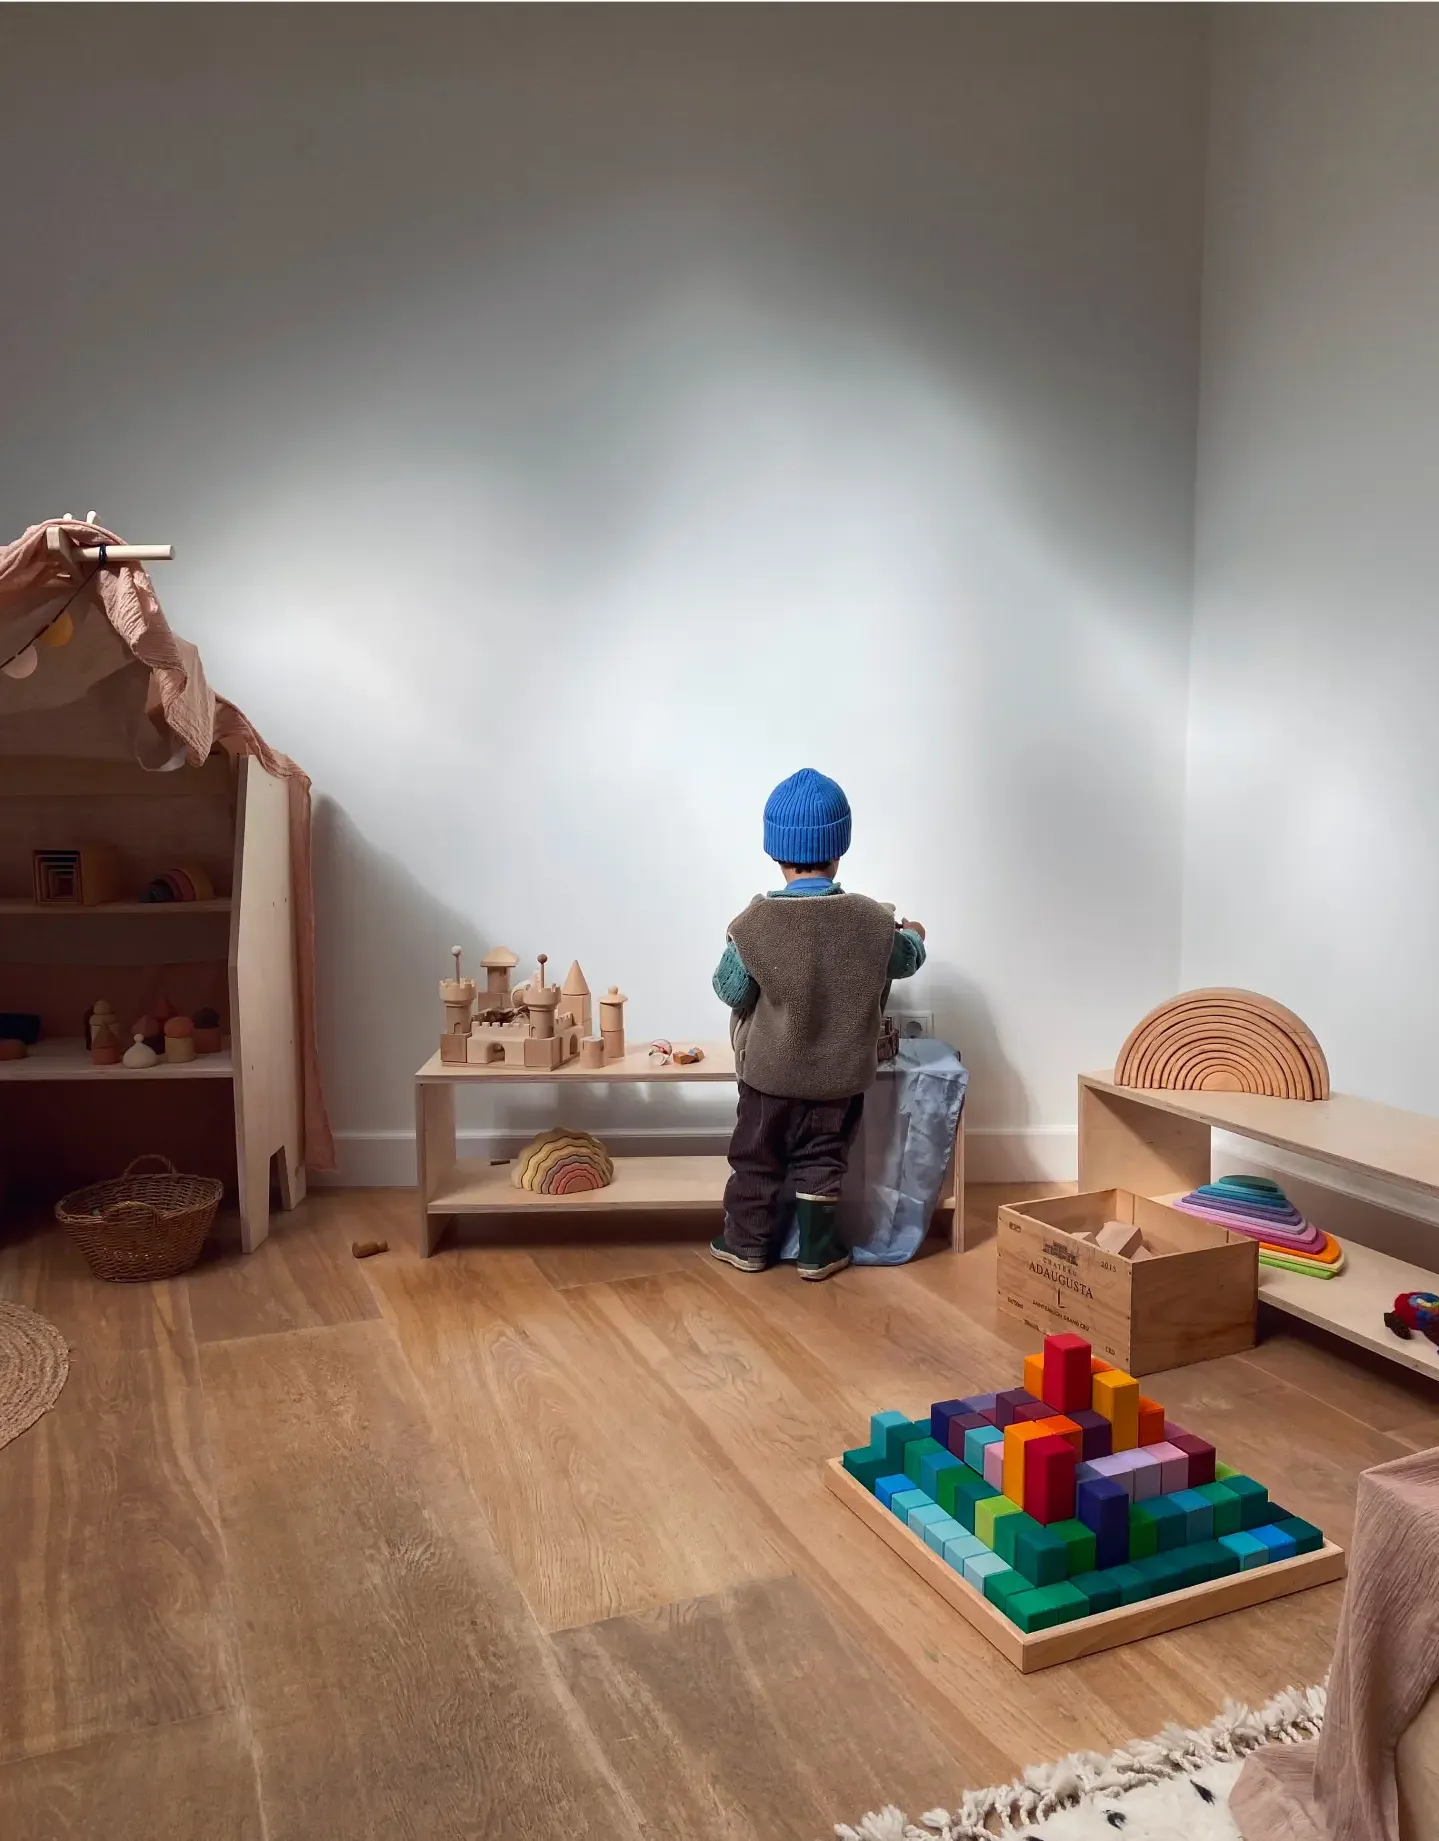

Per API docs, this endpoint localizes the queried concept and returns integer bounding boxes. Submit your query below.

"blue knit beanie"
[763,769,852,865]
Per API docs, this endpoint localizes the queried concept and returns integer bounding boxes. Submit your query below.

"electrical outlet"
[887,1008,934,1039]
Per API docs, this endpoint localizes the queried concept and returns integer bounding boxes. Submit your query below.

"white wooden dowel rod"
[77,543,173,562]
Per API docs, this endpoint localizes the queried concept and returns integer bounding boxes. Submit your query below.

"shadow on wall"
[311,797,741,1182]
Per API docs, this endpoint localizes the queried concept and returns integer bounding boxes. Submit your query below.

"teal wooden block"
[1048,1519,1096,1576]
[941,1467,997,1529]
[888,1487,928,1521]
[922,1515,967,1554]
[964,1425,1005,1472]
[942,1531,986,1569]
[1186,1539,1240,1583]
[869,1410,910,1452]
[1272,1516,1323,1555]
[1169,1488,1215,1544]
[1219,1530,1270,1571]
[995,1510,1042,1569]
[1013,1521,1069,1587]
[1143,1496,1188,1552]
[1008,1582,1087,1632]
[1222,1474,1270,1530]
[983,1566,1032,1615]
[842,1447,891,1491]
[1069,1568,1121,1613]
[908,1502,949,1535]
[880,1417,933,1468]
[1107,1563,1153,1604]
[1195,1481,1242,1537]
[903,1437,948,1484]
[920,1447,965,1499]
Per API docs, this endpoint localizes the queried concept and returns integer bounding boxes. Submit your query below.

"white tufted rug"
[835,1684,1324,1840]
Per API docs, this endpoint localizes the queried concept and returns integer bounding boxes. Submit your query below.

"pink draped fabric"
[0,517,335,1171]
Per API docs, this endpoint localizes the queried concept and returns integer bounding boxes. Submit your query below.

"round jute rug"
[0,1299,69,1450]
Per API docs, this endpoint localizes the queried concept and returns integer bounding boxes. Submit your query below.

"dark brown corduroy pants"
[722,1080,865,1260]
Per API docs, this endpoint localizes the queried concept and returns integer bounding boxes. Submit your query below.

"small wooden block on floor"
[822,1460,1345,1673]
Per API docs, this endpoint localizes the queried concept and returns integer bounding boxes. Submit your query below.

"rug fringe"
[834,1681,1326,1840]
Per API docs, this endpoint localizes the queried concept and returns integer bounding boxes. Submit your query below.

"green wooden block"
[1107,1563,1153,1604]
[1069,1568,1121,1614]
[1266,1502,1294,1524]
[983,1566,1032,1615]
[1169,1488,1215,1544]
[842,1447,891,1491]
[995,1510,1041,1568]
[1273,1515,1323,1554]
[1008,1582,1088,1632]
[1222,1475,1269,1529]
[1048,1519,1096,1576]
[904,1437,948,1484]
[1215,1460,1238,1481]
[1186,1539,1241,1583]
[1134,1553,1187,1594]
[975,1494,1023,1550]
[1196,1482,1243,1537]
[1144,1496,1189,1552]
[941,1468,998,1529]
[880,1417,931,1468]
[1013,1521,1069,1587]
[1128,1505,1159,1559]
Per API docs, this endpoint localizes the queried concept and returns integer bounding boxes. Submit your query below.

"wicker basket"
[56,1155,222,1282]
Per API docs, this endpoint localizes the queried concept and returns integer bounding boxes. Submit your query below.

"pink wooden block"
[1128,1451,1161,1501]
[982,1439,1005,1490]
[1145,1441,1190,1495]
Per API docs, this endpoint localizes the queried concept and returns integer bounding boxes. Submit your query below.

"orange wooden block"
[1090,1356,1114,1376]
[1137,1396,1165,1446]
[1092,1368,1140,1452]
[1035,1414,1083,1459]
[1023,1353,1045,1399]
[1002,1422,1050,1507]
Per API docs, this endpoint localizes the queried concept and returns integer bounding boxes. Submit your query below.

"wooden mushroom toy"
[192,1006,223,1055]
[164,1015,196,1064]
[122,1034,159,1069]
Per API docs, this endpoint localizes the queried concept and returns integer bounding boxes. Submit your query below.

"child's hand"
[899,918,926,941]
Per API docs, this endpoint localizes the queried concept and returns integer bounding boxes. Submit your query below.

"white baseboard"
[313,1122,1081,1189]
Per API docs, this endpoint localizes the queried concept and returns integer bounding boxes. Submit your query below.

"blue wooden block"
[908,1503,949,1535]
[920,1447,965,1498]
[963,1425,1005,1473]
[1169,1488,1215,1544]
[1219,1531,1269,1571]
[888,1488,929,1521]
[942,1531,986,1569]
[963,1549,1009,1591]
[875,1474,915,1509]
[961,1393,998,1415]
[930,1400,983,1453]
[1076,1475,1129,1569]
[923,1515,967,1554]
[1252,1523,1298,1561]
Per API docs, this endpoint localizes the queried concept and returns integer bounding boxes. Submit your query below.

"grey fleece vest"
[727,892,898,1100]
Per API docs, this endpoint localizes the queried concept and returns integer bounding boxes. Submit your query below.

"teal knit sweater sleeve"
[713,940,759,1011]
[888,927,926,980]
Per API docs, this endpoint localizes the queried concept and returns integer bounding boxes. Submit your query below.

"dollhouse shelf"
[0,897,232,916]
[0,1038,234,1080]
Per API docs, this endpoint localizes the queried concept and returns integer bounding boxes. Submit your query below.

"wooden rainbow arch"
[1115,988,1329,1102]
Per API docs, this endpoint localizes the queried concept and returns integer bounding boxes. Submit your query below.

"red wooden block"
[1137,1396,1165,1446]
[1166,1429,1216,1487]
[1022,1432,1076,1525]
[1042,1333,1092,1414]
[1035,1414,1083,1458]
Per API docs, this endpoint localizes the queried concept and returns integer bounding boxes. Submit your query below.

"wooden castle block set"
[437,946,626,1072]
[828,1331,1343,1671]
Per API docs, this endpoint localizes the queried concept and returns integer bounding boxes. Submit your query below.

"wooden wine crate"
[997,1188,1257,1376]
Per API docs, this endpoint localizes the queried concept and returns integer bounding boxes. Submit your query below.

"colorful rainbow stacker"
[825,1332,1345,1671]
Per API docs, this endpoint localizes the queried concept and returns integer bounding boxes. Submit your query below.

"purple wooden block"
[1145,1440,1189,1494]
[1129,1451,1161,1501]
[1012,1401,1053,1424]
[1086,1451,1138,1499]
[992,1387,1032,1428]
[1077,1474,1129,1569]
[960,1394,998,1414]
[1071,1408,1112,1460]
[929,1400,970,1452]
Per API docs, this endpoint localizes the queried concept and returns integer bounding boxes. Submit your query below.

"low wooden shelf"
[1079,1071,1439,1379]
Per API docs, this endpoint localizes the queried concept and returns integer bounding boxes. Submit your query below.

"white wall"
[0,8,1206,1179]
[1186,8,1439,1118]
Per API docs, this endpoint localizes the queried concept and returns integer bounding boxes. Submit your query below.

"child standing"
[711,768,926,1280]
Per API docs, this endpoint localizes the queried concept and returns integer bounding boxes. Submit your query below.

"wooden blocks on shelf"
[1114,987,1330,1101]
[828,1330,1343,1671]
[32,845,120,906]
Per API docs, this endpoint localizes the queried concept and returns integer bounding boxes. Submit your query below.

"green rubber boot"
[796,1195,850,1281]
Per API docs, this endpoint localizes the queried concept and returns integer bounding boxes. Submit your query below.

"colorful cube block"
[1093,1368,1140,1451]
[1137,1396,1166,1446]
[1008,1581,1088,1632]
[1070,1408,1113,1460]
[904,1437,948,1485]
[1215,1460,1238,1482]
[1013,1520,1071,1587]
[1036,1414,1084,1459]
[982,1438,1006,1490]
[1169,1488,1215,1543]
[1076,1475,1130,1570]
[992,1388,1035,1428]
[1128,1450,1162,1501]
[1145,1441,1191,1495]
[1023,1433,1077,1524]
[1023,1353,1046,1399]
[975,1493,1024,1549]
[984,1565,1033,1615]
[1186,1539,1241,1583]
[963,1549,1009,1591]
[888,1487,928,1520]
[1252,1523,1298,1562]
[1048,1518,1097,1575]
[908,1502,949,1536]
[928,1400,971,1453]
[1222,1475,1270,1529]
[1140,1495,1187,1552]
[1219,1530,1270,1570]
[875,1474,915,1508]
[1002,1422,1051,1505]
[1013,1401,1056,1424]
[1069,1568,1122,1613]
[923,1514,968,1554]
[964,1425,1004,1474]
[843,1447,891,1490]
[938,1466,997,1528]
[1108,1562,1154,1604]
[1043,1333,1095,1414]
[1127,1505,1159,1559]
[1195,1481,1243,1537]
[919,1447,964,1499]
[1164,1427,1217,1486]
[994,1509,1040,1568]
[1273,1516,1323,1555]
[868,1410,910,1455]
[877,1416,932,1468]
[942,1531,987,1569]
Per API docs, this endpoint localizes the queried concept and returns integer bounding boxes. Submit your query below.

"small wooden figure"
[600,986,628,1063]
[192,1007,223,1055]
[122,1034,159,1069]
[0,1038,27,1061]
[561,961,592,1034]
[440,946,477,1039]
[580,1038,606,1069]
[481,945,519,1006]
[351,1239,389,1259]
[164,1016,196,1063]
[87,998,116,1048]
[90,999,123,1065]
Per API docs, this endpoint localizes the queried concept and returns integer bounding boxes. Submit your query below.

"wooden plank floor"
[3,1185,1437,1837]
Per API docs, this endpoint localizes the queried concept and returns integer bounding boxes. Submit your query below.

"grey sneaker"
[709,1233,768,1273]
